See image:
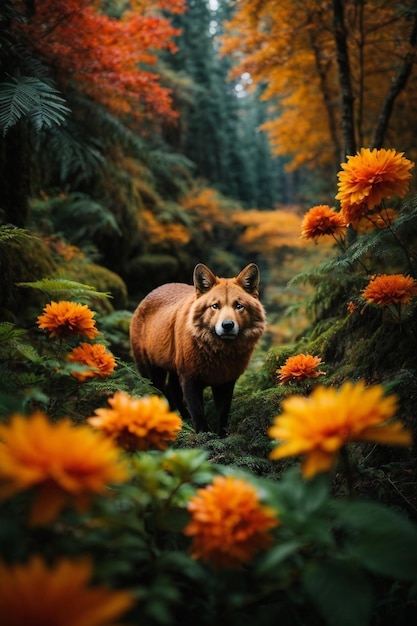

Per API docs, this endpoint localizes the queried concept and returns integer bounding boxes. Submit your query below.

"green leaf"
[17,278,111,301]
[335,500,417,581]
[0,225,36,243]
[0,76,70,135]
[256,540,301,577]
[303,560,374,626]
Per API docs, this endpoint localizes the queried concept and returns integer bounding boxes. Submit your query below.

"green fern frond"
[149,149,194,196]
[0,224,37,243]
[17,278,111,301]
[0,322,25,344]
[33,124,105,186]
[288,255,349,287]
[71,95,146,155]
[346,227,406,266]
[0,323,40,362]
[30,192,121,244]
[0,76,70,135]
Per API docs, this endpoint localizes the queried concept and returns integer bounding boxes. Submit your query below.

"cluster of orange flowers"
[301,148,417,315]
[301,148,413,239]
[269,381,412,479]
[0,391,185,524]
[184,475,279,569]
[277,353,326,384]
[37,301,116,382]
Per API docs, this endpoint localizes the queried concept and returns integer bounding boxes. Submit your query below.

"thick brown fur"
[129,263,266,435]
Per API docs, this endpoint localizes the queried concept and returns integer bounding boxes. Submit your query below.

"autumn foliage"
[221,1,417,169]
[13,0,186,122]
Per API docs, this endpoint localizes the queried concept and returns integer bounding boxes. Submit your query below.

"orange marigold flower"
[88,392,182,452]
[336,148,413,222]
[339,201,369,228]
[184,475,279,569]
[301,205,346,240]
[269,381,412,479]
[0,555,134,626]
[362,274,417,306]
[68,343,116,382]
[0,411,129,525]
[37,301,98,339]
[277,353,326,384]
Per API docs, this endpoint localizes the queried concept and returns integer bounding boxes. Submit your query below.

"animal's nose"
[222,320,235,332]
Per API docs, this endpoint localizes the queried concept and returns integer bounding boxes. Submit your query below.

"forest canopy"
[221,0,417,173]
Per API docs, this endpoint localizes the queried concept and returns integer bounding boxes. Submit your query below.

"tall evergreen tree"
[167,0,284,207]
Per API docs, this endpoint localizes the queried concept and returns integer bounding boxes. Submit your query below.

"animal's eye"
[211,303,220,310]
[235,302,245,310]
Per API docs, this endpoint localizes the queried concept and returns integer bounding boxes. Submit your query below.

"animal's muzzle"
[216,319,239,338]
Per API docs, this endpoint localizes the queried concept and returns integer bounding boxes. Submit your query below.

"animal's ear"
[193,264,218,294]
[236,263,260,296]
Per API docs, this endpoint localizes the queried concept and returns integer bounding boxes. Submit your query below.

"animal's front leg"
[182,379,208,432]
[212,381,235,437]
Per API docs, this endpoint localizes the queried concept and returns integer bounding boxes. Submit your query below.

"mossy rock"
[0,235,58,325]
[59,260,128,312]
[125,253,181,300]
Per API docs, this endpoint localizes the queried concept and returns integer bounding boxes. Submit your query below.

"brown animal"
[130,263,266,435]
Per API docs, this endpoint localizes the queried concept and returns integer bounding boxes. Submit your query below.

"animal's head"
[191,263,266,341]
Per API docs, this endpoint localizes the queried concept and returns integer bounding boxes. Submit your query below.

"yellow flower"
[88,392,182,452]
[362,273,417,306]
[37,301,98,339]
[269,381,412,479]
[0,411,129,525]
[301,205,346,240]
[184,475,279,569]
[0,555,134,626]
[336,148,413,225]
[277,353,326,384]
[68,343,117,382]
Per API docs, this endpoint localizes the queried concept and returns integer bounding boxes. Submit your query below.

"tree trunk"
[372,9,417,149]
[332,0,356,158]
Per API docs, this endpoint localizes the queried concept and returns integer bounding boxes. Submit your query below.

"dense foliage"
[1,2,417,626]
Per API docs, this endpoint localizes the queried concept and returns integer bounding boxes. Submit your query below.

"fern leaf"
[0,224,37,243]
[0,76,70,135]
[33,123,105,186]
[17,278,111,301]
